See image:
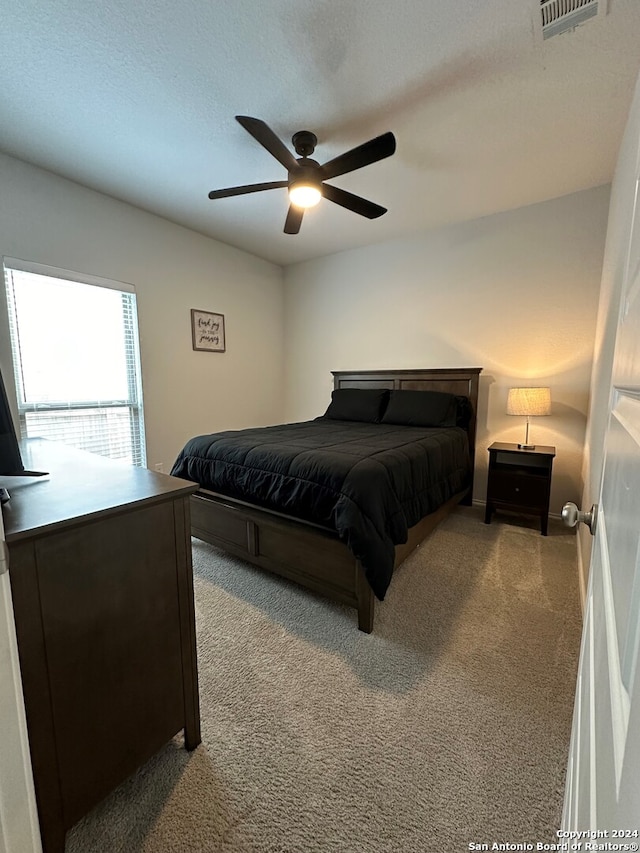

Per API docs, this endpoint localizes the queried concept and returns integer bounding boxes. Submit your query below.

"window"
[3,259,146,467]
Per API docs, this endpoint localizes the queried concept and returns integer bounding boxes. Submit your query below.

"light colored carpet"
[66,506,582,853]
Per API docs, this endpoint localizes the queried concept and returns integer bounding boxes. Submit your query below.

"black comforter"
[171,419,470,599]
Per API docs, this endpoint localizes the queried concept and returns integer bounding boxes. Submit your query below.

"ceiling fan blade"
[236,116,300,172]
[321,184,387,219]
[319,132,396,181]
[208,180,287,200]
[284,205,304,234]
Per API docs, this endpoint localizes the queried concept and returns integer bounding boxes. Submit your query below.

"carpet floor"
[66,506,582,853]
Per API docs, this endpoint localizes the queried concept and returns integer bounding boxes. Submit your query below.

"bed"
[172,367,481,632]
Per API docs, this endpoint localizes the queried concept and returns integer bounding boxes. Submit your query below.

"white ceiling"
[2,1,640,267]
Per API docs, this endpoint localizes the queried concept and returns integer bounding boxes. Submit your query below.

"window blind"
[3,260,147,467]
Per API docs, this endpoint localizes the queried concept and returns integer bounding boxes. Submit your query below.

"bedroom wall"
[283,185,611,514]
[0,152,284,473]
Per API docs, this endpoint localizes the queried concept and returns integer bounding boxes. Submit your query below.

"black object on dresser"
[484,441,556,535]
[2,439,201,853]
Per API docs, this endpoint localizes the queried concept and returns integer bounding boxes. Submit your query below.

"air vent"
[540,0,604,39]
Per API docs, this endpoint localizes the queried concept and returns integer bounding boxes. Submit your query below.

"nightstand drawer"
[487,471,549,508]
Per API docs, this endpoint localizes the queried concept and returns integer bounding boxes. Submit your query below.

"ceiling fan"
[208,116,396,235]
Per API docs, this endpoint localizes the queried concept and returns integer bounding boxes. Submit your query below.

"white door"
[0,509,42,853]
[563,78,640,829]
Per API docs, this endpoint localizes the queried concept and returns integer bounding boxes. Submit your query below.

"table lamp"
[506,387,551,450]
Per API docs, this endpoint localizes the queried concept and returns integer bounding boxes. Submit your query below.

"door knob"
[562,502,598,535]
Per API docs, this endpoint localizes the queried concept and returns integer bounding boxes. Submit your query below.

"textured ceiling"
[2,0,640,266]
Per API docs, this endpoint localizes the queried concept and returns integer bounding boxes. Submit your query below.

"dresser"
[2,439,200,853]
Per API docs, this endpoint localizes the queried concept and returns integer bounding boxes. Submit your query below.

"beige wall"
[283,186,611,513]
[0,153,284,473]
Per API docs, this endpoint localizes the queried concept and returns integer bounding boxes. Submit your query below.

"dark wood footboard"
[191,489,375,630]
[191,486,467,632]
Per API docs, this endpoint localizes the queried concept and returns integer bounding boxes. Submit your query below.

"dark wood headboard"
[332,367,482,499]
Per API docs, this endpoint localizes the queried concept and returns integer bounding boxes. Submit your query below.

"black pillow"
[454,395,473,428]
[381,389,458,427]
[323,388,390,423]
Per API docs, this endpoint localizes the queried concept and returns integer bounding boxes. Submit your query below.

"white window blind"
[3,259,147,467]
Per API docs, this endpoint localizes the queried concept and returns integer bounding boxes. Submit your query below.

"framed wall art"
[191,309,225,353]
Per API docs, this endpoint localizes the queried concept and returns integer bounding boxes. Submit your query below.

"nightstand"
[484,442,556,535]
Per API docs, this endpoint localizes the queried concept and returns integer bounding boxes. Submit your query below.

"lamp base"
[518,443,536,450]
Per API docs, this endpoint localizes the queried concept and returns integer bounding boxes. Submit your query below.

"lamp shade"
[506,387,551,417]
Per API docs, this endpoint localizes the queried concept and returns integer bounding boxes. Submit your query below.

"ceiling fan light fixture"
[288,182,322,209]
[207,117,396,233]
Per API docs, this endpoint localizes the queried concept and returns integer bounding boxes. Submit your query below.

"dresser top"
[2,439,197,542]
